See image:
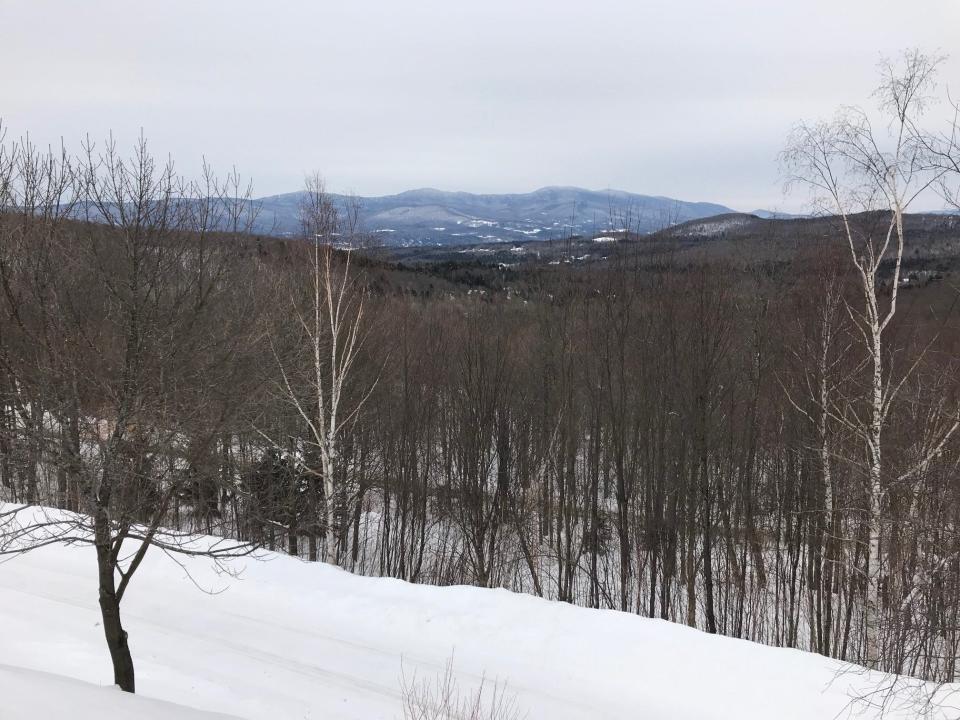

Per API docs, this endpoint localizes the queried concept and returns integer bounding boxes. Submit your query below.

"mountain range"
[252,186,736,245]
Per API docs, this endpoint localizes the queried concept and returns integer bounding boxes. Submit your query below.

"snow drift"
[0,507,956,719]
[0,664,240,720]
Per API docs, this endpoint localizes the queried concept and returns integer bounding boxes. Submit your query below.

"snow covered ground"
[0,664,240,720]
[0,515,957,719]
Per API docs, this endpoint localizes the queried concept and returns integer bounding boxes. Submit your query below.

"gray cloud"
[3,0,959,210]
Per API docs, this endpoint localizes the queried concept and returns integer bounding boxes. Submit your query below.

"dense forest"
[2,53,960,697]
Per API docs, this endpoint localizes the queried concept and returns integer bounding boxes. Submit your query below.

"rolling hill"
[252,186,736,245]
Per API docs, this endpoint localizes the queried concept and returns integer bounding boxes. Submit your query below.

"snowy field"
[0,515,957,719]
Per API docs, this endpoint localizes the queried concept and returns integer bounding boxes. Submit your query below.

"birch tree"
[782,50,960,670]
[272,174,374,563]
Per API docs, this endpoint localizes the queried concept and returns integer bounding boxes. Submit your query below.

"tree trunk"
[324,475,338,564]
[864,319,884,669]
[95,509,135,693]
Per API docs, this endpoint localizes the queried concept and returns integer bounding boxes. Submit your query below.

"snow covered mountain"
[0,507,953,719]
[252,186,735,244]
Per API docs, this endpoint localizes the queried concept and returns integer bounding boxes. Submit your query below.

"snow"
[672,215,754,237]
[0,506,957,719]
[0,664,240,720]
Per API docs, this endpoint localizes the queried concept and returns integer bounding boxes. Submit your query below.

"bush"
[400,656,525,720]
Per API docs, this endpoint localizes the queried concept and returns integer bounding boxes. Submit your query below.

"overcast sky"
[3,0,959,210]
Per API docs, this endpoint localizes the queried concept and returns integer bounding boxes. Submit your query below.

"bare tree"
[0,133,263,692]
[269,173,375,563]
[782,49,960,670]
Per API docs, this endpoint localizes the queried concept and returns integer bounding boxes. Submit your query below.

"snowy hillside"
[0,514,955,719]
[0,664,240,719]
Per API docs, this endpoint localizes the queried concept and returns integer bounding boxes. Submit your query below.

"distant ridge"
[252,186,736,245]
[750,209,805,220]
